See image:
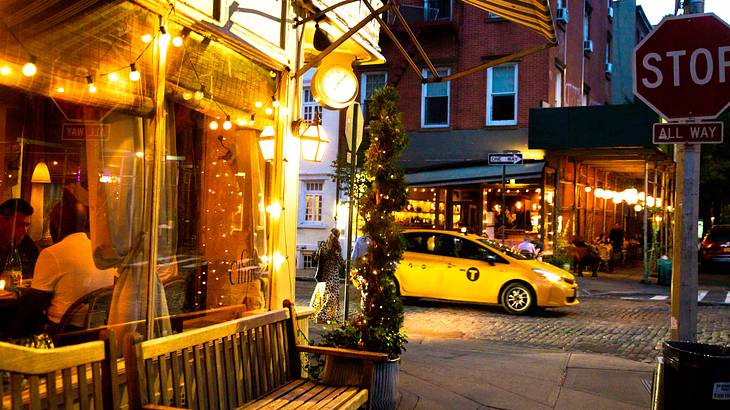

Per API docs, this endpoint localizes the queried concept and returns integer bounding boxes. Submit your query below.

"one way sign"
[488,153,523,165]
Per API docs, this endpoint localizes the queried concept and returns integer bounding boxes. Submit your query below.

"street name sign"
[653,122,724,144]
[633,13,730,121]
[345,102,364,152]
[488,153,523,165]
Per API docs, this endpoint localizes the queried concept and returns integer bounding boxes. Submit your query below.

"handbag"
[314,258,324,282]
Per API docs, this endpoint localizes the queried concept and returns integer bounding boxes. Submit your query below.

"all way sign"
[488,153,523,165]
[653,122,723,144]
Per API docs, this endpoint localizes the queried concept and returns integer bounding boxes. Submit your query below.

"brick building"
[354,0,669,253]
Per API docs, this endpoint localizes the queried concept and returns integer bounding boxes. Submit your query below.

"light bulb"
[89,84,97,93]
[255,101,263,108]
[159,26,170,44]
[236,117,246,126]
[209,120,219,130]
[56,87,64,93]
[141,33,153,43]
[0,66,11,76]
[272,98,280,108]
[108,72,120,82]
[264,107,273,115]
[222,116,232,130]
[182,91,193,100]
[22,57,37,77]
[129,64,140,81]
[86,75,96,93]
[172,36,183,47]
[194,87,205,101]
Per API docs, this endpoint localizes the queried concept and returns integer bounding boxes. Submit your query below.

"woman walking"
[316,228,344,323]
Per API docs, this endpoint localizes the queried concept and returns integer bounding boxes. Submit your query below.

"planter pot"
[322,356,401,410]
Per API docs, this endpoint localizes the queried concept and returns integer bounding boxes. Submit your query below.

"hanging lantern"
[298,118,329,162]
[31,161,51,183]
[258,126,275,161]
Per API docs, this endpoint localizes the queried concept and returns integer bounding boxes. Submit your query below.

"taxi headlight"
[533,268,562,283]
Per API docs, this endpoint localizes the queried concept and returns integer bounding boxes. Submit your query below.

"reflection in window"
[421,68,450,127]
[487,64,518,125]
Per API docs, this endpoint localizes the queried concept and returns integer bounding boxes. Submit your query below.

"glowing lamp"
[31,162,51,183]
[22,56,37,77]
[129,64,140,81]
[298,120,329,162]
[258,126,275,161]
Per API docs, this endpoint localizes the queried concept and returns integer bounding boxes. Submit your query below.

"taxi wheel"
[501,283,534,315]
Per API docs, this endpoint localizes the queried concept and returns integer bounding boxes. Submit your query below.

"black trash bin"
[658,341,730,409]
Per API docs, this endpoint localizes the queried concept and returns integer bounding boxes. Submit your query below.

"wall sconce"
[292,118,329,162]
[31,161,51,183]
[258,126,275,162]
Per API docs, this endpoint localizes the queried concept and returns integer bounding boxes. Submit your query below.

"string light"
[56,87,64,93]
[182,90,193,100]
[255,101,263,108]
[141,33,153,43]
[129,63,140,81]
[159,26,170,44]
[86,75,97,93]
[172,36,184,47]
[264,107,273,115]
[209,119,219,130]
[222,115,232,130]
[272,96,280,108]
[194,86,205,101]
[22,56,37,77]
[108,72,120,82]
[0,66,10,76]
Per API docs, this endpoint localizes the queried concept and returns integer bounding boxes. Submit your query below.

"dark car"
[699,224,730,270]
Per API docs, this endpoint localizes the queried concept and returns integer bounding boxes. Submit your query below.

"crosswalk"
[619,290,730,305]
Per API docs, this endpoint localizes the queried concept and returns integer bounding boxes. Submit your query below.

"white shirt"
[32,233,116,325]
[517,240,536,254]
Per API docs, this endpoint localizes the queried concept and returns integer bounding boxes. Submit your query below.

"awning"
[463,0,556,44]
[406,162,545,187]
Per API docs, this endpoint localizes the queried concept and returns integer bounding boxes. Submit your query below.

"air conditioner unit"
[583,40,594,54]
[556,7,569,24]
[608,6,614,20]
[605,63,613,74]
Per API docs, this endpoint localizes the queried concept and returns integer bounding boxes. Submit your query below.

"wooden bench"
[0,331,121,410]
[124,300,389,410]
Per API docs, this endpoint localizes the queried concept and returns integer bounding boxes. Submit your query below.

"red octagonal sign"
[634,13,730,121]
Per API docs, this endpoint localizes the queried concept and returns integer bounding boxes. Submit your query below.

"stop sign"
[633,13,730,121]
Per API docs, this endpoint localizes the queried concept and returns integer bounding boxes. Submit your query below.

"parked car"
[699,224,730,270]
[395,230,579,315]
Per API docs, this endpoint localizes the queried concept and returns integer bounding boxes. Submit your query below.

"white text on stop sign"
[642,46,730,88]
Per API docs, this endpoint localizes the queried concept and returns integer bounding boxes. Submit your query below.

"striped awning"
[463,0,557,44]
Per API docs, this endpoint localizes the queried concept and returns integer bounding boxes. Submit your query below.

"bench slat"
[255,327,267,395]
[240,332,253,402]
[46,371,57,410]
[294,386,349,410]
[158,353,170,406]
[275,384,329,410]
[213,339,226,409]
[238,379,314,410]
[193,346,205,408]
[169,350,182,407]
[231,333,244,405]
[28,375,40,410]
[222,336,236,407]
[203,343,218,410]
[91,361,103,410]
[323,388,368,410]
[78,364,89,410]
[182,348,195,408]
[62,368,73,408]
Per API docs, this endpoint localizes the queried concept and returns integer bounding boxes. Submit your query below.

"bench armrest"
[143,405,189,410]
[296,344,389,362]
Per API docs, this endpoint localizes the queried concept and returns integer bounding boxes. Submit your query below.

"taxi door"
[439,236,510,303]
[397,232,444,297]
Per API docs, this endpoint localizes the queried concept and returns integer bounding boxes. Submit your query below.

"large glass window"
[421,68,450,127]
[301,180,324,225]
[424,0,452,21]
[486,64,518,125]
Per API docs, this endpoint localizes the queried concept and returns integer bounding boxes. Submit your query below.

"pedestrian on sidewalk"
[315,228,344,324]
[609,223,624,267]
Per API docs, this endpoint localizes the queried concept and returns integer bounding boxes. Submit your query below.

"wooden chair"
[125,300,388,409]
[0,330,120,410]
[56,286,115,334]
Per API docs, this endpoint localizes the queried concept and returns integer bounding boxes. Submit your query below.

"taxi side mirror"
[484,254,497,266]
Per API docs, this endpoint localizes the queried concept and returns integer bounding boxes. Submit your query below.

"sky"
[636,0,730,24]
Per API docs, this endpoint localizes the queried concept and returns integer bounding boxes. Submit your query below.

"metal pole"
[670,0,703,342]
[642,161,649,283]
[343,103,359,323]
[501,165,506,244]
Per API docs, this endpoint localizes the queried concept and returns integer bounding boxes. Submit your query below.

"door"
[440,235,511,303]
[398,232,444,297]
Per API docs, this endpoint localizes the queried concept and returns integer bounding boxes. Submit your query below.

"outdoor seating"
[0,330,121,409]
[124,300,388,409]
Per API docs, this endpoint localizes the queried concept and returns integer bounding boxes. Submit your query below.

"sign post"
[343,102,363,323]
[488,153,523,244]
[633,3,729,341]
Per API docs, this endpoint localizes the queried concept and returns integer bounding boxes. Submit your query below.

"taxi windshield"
[476,238,529,260]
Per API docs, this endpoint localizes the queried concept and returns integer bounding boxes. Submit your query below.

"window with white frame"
[486,64,518,125]
[301,180,324,225]
[424,0,451,21]
[421,68,450,127]
[302,86,322,124]
[302,252,316,269]
[361,72,387,120]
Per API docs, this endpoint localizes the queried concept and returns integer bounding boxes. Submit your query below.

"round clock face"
[312,64,359,110]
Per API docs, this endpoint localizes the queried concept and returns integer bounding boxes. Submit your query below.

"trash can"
[657,258,672,286]
[658,341,730,409]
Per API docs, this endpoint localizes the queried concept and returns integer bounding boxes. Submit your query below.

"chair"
[56,286,115,336]
[163,277,186,316]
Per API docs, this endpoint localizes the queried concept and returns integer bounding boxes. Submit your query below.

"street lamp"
[258,126,275,162]
[293,117,329,162]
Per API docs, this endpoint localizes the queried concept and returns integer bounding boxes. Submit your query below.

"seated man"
[0,198,39,279]
[517,236,536,257]
[6,191,116,337]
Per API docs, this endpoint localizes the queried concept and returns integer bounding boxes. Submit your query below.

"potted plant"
[319,86,408,409]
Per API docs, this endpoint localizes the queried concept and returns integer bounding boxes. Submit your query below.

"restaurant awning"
[463,0,557,44]
[406,162,545,187]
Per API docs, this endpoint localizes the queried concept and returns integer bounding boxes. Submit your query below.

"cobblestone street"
[296,280,730,363]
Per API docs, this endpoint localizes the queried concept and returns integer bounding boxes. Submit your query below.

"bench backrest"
[0,332,120,410]
[125,307,301,409]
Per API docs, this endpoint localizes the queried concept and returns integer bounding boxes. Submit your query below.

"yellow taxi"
[395,230,579,314]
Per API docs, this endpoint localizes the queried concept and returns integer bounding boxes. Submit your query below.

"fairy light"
[159,26,170,44]
[255,101,263,108]
[22,56,37,77]
[222,115,232,130]
[1,66,11,76]
[264,107,273,115]
[86,75,97,93]
[108,72,120,82]
[236,117,246,126]
[182,90,193,100]
[141,33,153,43]
[56,87,65,93]
[129,64,140,81]
[172,36,184,47]
[209,120,219,130]
[194,86,205,101]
